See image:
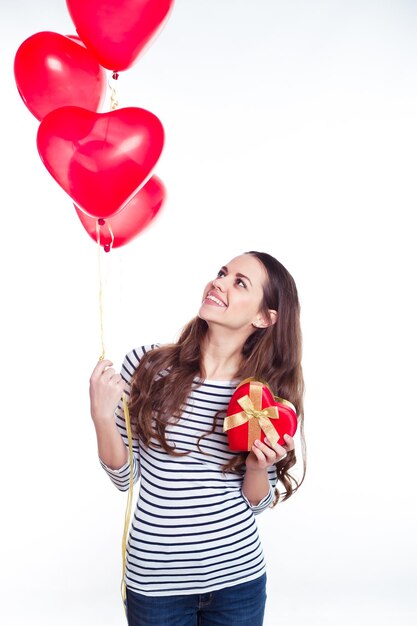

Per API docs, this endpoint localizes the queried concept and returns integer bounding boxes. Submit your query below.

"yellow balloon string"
[108,221,115,250]
[96,221,106,361]
[121,393,134,613]
[95,219,134,617]
[108,75,119,111]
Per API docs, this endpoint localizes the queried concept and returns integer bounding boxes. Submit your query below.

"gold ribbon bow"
[223,380,279,448]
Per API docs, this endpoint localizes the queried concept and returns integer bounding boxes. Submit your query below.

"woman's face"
[198,254,269,332]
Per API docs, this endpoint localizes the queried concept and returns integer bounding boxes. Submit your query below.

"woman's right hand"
[89,359,126,424]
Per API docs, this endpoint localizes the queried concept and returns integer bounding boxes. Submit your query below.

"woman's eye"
[236,278,247,288]
[217,269,226,277]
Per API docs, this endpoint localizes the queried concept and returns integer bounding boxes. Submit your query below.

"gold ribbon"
[223,380,280,448]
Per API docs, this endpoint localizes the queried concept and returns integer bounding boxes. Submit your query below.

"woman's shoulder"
[121,343,161,381]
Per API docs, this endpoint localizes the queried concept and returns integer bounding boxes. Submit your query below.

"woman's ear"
[268,309,278,326]
[253,309,278,328]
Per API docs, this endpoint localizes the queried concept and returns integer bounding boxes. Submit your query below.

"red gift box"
[224,378,298,451]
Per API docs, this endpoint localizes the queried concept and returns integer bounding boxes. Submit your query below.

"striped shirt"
[100,345,277,596]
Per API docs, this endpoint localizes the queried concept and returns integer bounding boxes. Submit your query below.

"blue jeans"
[126,573,267,626]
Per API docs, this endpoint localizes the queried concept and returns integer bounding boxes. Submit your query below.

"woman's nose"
[212,276,226,291]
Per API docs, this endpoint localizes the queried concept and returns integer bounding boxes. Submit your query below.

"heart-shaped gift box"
[223,378,298,451]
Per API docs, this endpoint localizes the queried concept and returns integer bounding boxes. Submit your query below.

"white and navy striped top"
[100,345,277,596]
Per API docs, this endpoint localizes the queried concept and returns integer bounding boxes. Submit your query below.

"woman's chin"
[198,305,223,322]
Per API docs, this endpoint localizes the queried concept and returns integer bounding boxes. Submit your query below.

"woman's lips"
[203,293,227,307]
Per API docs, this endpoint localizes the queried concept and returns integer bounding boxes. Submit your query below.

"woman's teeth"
[206,294,226,307]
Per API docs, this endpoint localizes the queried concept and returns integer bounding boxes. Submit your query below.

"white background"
[1,1,416,624]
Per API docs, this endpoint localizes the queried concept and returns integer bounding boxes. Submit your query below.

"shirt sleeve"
[241,466,277,515]
[99,344,159,491]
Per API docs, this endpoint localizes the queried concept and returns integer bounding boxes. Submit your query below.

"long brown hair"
[129,251,306,505]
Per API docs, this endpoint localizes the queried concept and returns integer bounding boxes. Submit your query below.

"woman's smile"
[202,290,227,307]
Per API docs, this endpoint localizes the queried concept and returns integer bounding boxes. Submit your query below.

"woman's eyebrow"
[236,272,252,286]
[222,266,252,286]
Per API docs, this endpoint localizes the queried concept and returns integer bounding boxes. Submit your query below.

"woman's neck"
[200,328,247,381]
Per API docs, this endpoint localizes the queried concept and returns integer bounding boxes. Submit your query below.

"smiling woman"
[89,250,306,626]
[199,255,277,337]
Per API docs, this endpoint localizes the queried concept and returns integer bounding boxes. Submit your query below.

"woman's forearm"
[242,467,271,505]
[93,417,128,469]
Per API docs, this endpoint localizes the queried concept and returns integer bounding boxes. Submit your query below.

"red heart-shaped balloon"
[66,0,175,71]
[225,379,298,451]
[37,106,164,219]
[75,175,166,249]
[14,31,106,121]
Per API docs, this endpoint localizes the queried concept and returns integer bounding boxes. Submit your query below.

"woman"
[89,251,306,625]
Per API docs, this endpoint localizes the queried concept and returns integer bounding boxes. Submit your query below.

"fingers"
[89,358,126,422]
[265,434,295,453]
[247,433,296,472]
[90,359,113,380]
[253,434,295,464]
[254,439,283,461]
[90,359,124,384]
[250,444,268,466]
[102,371,125,394]
[282,434,295,451]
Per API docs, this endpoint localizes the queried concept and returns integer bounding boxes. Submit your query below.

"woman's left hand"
[246,434,295,471]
